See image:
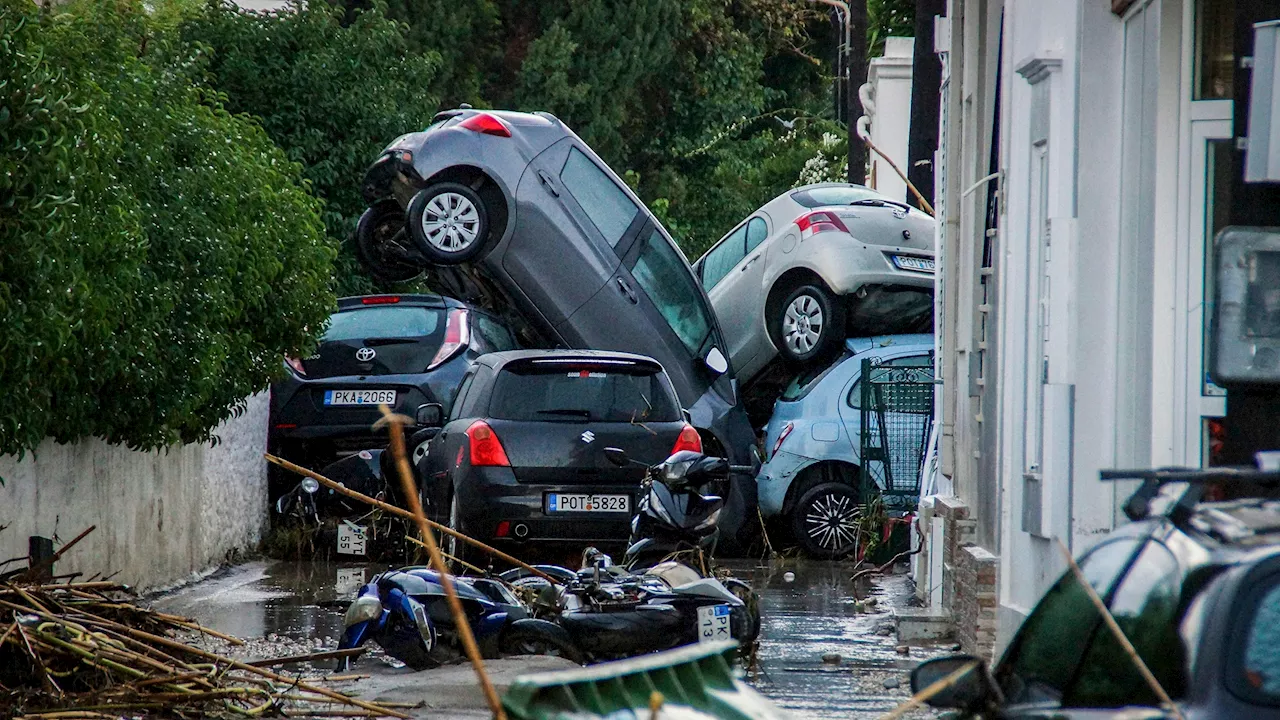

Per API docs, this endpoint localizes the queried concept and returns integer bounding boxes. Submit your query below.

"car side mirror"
[908,655,1000,709]
[415,403,444,428]
[603,447,630,467]
[705,346,729,375]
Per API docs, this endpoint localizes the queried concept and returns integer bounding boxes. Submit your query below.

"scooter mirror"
[603,447,630,467]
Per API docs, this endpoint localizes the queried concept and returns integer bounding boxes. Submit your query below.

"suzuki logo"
[580,431,595,443]
[355,347,376,362]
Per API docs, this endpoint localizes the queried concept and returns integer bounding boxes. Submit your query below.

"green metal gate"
[859,355,936,507]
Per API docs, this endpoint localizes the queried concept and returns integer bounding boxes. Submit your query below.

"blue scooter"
[337,567,579,670]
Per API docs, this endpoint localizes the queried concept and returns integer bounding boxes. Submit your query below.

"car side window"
[846,353,933,409]
[474,315,516,351]
[1236,575,1280,700]
[559,146,639,247]
[451,370,477,420]
[630,228,714,355]
[700,225,749,290]
[745,217,769,253]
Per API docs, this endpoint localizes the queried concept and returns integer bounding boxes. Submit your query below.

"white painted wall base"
[0,393,269,591]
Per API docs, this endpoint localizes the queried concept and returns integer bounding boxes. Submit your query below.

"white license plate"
[324,389,396,406]
[697,604,732,643]
[336,567,366,597]
[544,493,631,513]
[336,522,368,556]
[892,255,935,273]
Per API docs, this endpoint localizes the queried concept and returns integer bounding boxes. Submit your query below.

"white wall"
[0,394,269,591]
[867,37,916,202]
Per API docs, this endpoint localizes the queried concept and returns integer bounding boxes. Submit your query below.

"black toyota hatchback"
[912,467,1280,719]
[268,294,518,495]
[414,350,702,559]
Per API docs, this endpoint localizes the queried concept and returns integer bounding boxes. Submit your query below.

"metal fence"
[859,356,936,507]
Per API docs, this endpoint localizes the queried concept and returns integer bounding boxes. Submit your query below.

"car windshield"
[996,536,1189,707]
[631,228,714,356]
[791,186,888,208]
[321,307,443,342]
[781,356,847,401]
[488,365,681,423]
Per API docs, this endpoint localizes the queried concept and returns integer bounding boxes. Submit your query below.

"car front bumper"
[755,450,814,518]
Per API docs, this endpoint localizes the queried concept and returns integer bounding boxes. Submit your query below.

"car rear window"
[791,186,888,208]
[489,365,680,423]
[322,307,443,342]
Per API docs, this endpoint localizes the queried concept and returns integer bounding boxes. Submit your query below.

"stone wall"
[0,394,269,591]
[954,545,999,659]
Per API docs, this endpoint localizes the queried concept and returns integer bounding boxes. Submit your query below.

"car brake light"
[362,295,401,305]
[495,521,511,538]
[671,424,703,455]
[467,420,510,467]
[459,113,512,138]
[393,150,413,164]
[795,211,849,239]
[285,356,307,377]
[771,422,795,459]
[428,308,470,370]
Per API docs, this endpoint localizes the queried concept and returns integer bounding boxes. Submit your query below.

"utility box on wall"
[1246,20,1280,183]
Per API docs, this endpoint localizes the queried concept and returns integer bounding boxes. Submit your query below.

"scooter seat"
[670,578,741,605]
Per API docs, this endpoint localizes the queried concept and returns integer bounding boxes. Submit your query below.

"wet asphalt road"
[151,558,941,719]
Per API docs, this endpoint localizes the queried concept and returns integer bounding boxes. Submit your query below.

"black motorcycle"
[603,447,755,570]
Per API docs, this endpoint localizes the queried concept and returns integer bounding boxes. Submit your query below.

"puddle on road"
[152,557,942,718]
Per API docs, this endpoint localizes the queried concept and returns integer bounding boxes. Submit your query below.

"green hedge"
[0,0,336,457]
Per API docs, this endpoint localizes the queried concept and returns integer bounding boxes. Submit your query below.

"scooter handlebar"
[729,465,754,475]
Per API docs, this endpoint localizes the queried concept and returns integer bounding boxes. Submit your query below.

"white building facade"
[928,0,1279,656]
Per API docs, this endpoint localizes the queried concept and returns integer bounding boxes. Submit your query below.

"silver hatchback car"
[693,183,936,383]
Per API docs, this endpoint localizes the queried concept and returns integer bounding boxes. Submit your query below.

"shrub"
[0,0,336,457]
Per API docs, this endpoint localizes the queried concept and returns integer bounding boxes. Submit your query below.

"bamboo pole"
[264,453,559,585]
[380,406,507,720]
[404,536,486,576]
[875,660,979,720]
[856,121,936,216]
[1055,539,1186,720]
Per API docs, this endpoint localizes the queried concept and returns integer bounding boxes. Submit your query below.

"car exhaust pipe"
[513,523,529,539]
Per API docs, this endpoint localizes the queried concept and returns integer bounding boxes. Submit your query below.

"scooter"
[603,447,755,570]
[336,567,579,670]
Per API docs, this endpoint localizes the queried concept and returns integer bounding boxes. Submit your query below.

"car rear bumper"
[455,468,639,543]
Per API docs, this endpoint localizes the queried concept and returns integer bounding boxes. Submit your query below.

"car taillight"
[495,521,511,538]
[467,420,510,467]
[285,356,307,377]
[671,424,703,455]
[459,113,512,138]
[362,295,401,305]
[771,422,794,459]
[428,308,470,370]
[795,211,849,239]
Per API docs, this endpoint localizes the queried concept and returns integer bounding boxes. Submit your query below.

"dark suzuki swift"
[268,294,517,495]
[414,350,702,559]
[912,467,1280,719]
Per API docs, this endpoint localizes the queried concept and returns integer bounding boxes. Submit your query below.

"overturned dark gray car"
[354,108,758,549]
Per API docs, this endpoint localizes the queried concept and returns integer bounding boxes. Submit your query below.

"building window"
[1195,0,1236,100]
[1203,139,1234,396]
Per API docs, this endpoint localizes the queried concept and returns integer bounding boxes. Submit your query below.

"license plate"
[336,567,366,597]
[544,493,631,513]
[337,522,368,556]
[892,255,935,273]
[324,389,396,406]
[697,604,732,643]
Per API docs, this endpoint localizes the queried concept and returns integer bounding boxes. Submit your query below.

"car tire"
[444,489,473,568]
[773,284,846,366]
[406,182,490,265]
[791,482,862,559]
[354,200,423,282]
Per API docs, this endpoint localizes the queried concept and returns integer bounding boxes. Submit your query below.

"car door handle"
[741,255,761,271]
[616,277,639,304]
[536,170,560,197]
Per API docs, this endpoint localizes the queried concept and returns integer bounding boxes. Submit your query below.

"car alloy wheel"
[420,192,480,253]
[406,182,491,265]
[783,294,824,355]
[792,482,861,558]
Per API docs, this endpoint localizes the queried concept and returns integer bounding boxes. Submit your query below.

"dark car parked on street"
[911,468,1280,719]
[268,294,518,497]
[413,350,704,560]
[352,109,758,548]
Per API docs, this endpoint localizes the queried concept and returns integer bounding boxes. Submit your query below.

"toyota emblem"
[355,347,376,362]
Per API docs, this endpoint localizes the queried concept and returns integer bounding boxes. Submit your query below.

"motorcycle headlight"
[663,459,696,485]
[301,478,320,494]
[343,594,383,627]
[694,508,722,531]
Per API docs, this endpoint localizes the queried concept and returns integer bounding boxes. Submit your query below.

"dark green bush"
[0,0,336,457]
[181,1,442,296]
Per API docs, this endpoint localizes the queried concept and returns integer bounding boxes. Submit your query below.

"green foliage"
[181,0,441,296]
[0,0,335,456]
[868,0,916,57]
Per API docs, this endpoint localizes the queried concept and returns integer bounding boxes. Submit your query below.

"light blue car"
[757,334,933,557]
